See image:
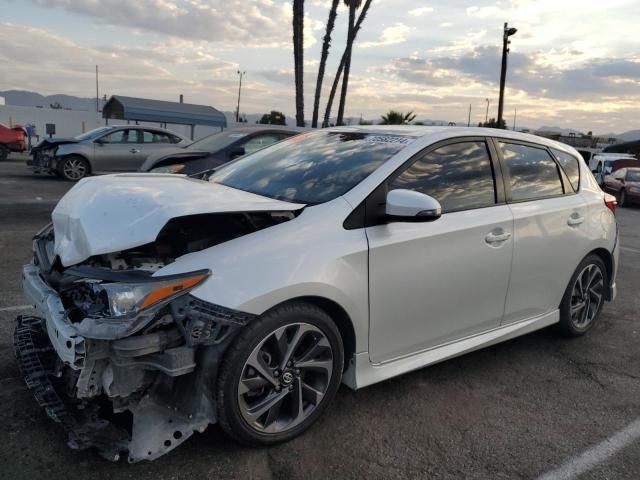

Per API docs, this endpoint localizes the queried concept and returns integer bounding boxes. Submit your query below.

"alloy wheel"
[570,263,604,329]
[237,322,333,434]
[63,158,88,180]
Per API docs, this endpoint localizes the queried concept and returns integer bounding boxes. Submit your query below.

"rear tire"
[217,302,344,446]
[558,254,607,336]
[0,146,8,161]
[57,155,90,181]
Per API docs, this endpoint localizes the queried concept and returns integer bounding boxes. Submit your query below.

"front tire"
[558,254,607,336]
[217,302,344,446]
[57,155,90,181]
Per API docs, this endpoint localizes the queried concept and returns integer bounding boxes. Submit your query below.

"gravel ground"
[1,158,639,479]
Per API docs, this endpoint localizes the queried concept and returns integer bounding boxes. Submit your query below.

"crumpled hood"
[52,174,304,266]
[32,137,78,151]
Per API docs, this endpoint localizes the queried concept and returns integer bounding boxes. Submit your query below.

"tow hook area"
[14,315,128,461]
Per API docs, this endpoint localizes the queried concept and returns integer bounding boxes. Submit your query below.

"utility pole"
[468,104,472,127]
[497,23,517,128]
[95,65,99,112]
[485,98,490,124]
[235,70,246,123]
[513,108,517,131]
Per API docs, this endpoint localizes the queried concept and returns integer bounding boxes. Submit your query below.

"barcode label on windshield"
[365,135,414,145]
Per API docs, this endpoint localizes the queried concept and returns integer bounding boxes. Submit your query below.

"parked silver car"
[29,126,190,181]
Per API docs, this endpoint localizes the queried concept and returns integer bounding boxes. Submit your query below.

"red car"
[603,167,640,207]
[0,123,27,160]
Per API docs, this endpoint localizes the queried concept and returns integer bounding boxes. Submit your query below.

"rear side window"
[142,131,173,143]
[499,142,563,201]
[389,141,496,213]
[552,149,580,191]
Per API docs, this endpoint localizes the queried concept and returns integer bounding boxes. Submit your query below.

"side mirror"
[229,146,246,158]
[385,189,442,221]
[94,138,105,145]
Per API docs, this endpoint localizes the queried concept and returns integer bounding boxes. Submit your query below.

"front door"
[93,128,142,172]
[367,139,514,364]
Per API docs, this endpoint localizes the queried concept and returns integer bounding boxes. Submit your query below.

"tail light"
[604,192,617,215]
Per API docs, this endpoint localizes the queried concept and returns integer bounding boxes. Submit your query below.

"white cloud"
[408,6,433,17]
[360,23,412,48]
[29,0,315,48]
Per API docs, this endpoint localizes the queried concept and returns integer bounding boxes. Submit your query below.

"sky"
[1,0,639,132]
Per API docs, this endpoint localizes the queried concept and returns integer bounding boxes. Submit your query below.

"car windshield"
[627,170,640,182]
[209,130,414,204]
[74,127,112,141]
[187,130,250,152]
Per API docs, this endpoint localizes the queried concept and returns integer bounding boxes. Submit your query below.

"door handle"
[129,148,140,154]
[485,231,512,244]
[567,215,585,226]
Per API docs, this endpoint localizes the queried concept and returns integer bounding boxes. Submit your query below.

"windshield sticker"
[365,135,415,146]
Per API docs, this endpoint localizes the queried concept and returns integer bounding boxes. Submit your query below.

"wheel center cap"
[282,371,294,385]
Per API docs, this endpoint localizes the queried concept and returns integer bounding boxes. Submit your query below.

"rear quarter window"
[499,142,564,202]
[552,149,581,192]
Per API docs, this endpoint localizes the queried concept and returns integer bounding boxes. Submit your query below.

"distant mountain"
[1,90,637,137]
[596,130,640,143]
[0,90,102,111]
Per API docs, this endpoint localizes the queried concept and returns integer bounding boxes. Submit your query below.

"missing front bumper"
[14,315,129,461]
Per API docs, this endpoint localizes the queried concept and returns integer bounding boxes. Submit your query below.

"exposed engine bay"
[14,210,297,462]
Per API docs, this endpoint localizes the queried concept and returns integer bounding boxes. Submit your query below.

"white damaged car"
[15,127,618,462]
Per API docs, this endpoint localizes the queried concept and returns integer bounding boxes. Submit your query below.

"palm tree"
[292,0,305,127]
[311,0,340,128]
[335,0,361,126]
[380,110,416,125]
[322,0,372,127]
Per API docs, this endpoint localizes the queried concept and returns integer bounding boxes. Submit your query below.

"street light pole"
[468,104,472,127]
[497,22,517,129]
[95,65,99,113]
[485,98,490,124]
[235,70,246,123]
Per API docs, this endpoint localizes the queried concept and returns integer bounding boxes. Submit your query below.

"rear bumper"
[610,226,620,301]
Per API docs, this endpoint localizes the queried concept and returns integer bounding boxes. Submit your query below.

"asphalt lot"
[1,156,639,479]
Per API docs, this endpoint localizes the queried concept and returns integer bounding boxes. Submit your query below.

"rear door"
[494,140,589,325]
[367,138,514,363]
[137,130,183,169]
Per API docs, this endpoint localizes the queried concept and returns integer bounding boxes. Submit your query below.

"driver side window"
[389,141,497,213]
[101,129,138,144]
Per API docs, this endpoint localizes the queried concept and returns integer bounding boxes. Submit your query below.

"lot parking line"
[0,305,33,312]
[537,418,640,480]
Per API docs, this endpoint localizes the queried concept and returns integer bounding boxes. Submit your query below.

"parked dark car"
[603,167,640,206]
[139,126,306,176]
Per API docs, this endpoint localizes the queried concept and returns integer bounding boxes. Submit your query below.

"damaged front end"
[29,138,77,173]
[13,215,287,462]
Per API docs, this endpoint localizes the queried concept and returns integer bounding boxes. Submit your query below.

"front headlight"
[98,270,209,318]
[150,164,185,174]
